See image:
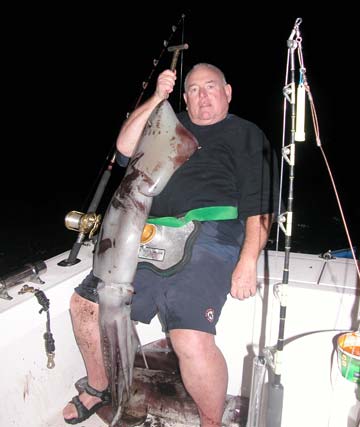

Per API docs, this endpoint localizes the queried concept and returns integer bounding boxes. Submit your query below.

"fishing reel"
[58,211,102,267]
[64,210,102,239]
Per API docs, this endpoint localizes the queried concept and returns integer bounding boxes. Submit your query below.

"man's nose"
[199,88,208,98]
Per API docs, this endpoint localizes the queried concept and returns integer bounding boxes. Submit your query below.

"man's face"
[183,66,232,126]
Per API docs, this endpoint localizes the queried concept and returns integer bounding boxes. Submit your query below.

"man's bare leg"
[63,293,108,420]
[169,329,228,427]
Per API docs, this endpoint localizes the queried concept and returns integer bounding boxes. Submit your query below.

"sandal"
[74,376,88,393]
[64,380,111,425]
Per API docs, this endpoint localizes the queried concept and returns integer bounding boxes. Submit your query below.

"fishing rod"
[59,13,187,267]
[265,17,303,427]
[264,17,360,427]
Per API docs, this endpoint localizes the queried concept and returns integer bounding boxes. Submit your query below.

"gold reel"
[64,211,102,239]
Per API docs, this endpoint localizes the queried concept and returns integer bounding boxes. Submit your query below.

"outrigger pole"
[265,18,304,427]
[59,13,187,267]
[264,16,360,426]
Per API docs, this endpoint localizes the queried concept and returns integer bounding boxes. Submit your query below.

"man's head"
[183,63,232,126]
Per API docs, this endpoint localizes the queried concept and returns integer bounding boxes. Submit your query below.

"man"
[63,63,279,426]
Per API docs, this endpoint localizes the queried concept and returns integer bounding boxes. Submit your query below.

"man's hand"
[230,260,257,300]
[230,214,273,300]
[155,69,176,100]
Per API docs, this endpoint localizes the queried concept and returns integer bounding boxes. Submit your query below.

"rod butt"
[265,382,284,427]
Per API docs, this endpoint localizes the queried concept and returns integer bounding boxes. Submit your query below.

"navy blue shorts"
[75,222,242,335]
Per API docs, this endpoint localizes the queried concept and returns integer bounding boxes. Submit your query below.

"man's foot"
[63,381,111,425]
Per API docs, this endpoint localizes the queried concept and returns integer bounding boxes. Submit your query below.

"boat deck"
[48,394,248,427]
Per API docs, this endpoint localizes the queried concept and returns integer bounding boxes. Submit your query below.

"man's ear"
[225,84,232,103]
[183,92,188,105]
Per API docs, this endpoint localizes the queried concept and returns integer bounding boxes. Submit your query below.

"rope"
[34,289,56,369]
[19,285,56,368]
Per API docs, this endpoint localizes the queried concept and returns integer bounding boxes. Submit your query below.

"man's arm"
[231,213,273,300]
[116,70,176,157]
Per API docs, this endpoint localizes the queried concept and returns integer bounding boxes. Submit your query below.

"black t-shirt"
[151,112,280,220]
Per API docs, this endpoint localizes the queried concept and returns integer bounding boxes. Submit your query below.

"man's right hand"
[155,69,177,100]
[116,69,177,157]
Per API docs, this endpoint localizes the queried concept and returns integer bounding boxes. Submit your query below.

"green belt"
[147,206,238,228]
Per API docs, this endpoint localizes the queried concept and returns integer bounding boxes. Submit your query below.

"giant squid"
[93,99,198,426]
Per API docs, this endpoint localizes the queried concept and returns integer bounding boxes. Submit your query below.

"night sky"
[1,5,358,274]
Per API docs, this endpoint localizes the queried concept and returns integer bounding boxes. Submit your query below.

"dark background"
[1,5,358,275]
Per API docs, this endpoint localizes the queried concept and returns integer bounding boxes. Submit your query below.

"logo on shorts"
[205,308,215,323]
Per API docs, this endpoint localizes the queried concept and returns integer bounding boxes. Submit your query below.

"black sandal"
[74,376,88,393]
[64,381,111,425]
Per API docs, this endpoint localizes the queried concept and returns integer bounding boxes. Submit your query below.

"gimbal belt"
[138,206,238,276]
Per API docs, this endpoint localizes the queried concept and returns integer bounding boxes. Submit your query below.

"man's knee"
[70,291,98,319]
[169,329,215,359]
[70,291,85,309]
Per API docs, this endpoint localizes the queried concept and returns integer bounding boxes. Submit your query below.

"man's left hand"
[230,261,257,300]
